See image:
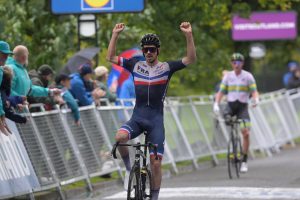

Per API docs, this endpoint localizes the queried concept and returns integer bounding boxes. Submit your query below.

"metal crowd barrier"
[2,89,300,199]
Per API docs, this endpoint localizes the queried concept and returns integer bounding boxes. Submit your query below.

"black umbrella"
[62,47,100,74]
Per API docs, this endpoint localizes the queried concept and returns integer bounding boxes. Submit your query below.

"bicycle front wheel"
[227,137,235,179]
[141,166,152,199]
[127,167,142,200]
[234,136,243,178]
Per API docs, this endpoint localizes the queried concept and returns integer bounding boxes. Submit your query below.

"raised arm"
[106,23,125,65]
[180,22,197,66]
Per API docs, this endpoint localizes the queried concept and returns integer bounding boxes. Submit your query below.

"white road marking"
[104,187,300,199]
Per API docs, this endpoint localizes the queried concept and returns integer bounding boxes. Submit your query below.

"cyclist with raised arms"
[107,22,196,200]
[214,53,259,173]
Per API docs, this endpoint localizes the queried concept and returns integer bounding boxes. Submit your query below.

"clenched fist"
[180,22,192,34]
[113,23,125,34]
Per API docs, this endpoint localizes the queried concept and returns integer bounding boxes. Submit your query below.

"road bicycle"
[225,115,244,179]
[112,132,158,200]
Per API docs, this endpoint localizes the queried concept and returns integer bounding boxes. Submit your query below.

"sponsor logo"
[81,0,114,11]
[137,65,149,76]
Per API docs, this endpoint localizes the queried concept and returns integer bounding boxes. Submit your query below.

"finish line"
[104,187,300,199]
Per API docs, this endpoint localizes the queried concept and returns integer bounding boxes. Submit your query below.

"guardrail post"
[57,106,93,194]
[285,93,300,134]
[189,98,219,165]
[163,141,179,174]
[256,106,281,153]
[271,97,296,147]
[93,105,124,180]
[25,107,66,200]
[249,109,272,157]
[168,105,199,170]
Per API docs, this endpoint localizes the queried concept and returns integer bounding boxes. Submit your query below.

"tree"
[0,0,77,70]
[0,0,298,94]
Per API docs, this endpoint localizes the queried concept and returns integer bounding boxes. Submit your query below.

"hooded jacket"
[27,69,55,108]
[69,73,93,106]
[57,85,80,122]
[6,57,49,97]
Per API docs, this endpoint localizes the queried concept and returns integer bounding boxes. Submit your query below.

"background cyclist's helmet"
[140,33,161,48]
[231,53,244,61]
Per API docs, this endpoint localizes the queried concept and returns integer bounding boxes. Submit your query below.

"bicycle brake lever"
[111,142,119,159]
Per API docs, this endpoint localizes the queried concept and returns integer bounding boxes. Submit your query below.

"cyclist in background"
[107,22,196,200]
[214,53,259,173]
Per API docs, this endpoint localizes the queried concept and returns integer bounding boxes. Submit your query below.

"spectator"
[55,73,80,126]
[283,61,299,88]
[119,74,135,106]
[1,66,27,124]
[30,64,54,87]
[69,63,105,106]
[28,64,60,111]
[0,41,15,134]
[94,66,117,103]
[287,67,300,89]
[6,45,60,103]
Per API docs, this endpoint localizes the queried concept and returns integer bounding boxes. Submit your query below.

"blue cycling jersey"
[118,57,186,156]
[118,57,186,113]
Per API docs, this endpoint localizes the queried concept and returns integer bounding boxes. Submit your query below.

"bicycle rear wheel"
[127,167,142,200]
[141,166,152,199]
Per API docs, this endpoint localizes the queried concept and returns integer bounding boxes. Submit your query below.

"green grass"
[176,160,193,167]
[216,153,227,159]
[293,137,300,144]
[197,155,213,163]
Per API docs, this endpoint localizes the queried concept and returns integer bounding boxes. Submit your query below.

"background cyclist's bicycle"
[225,115,244,179]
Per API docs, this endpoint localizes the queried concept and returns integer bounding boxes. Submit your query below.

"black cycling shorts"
[224,101,251,128]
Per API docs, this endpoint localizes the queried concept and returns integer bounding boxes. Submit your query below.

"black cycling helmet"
[231,53,244,61]
[140,33,161,48]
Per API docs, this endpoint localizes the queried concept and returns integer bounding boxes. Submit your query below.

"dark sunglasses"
[142,47,157,54]
[231,60,243,65]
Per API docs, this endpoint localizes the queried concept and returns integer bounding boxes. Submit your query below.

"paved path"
[88,146,300,200]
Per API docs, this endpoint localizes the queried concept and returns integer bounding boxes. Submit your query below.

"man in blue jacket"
[70,63,105,106]
[283,61,299,88]
[55,73,80,126]
[69,63,94,106]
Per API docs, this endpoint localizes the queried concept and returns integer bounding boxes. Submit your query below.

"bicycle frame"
[226,116,243,179]
[111,133,158,199]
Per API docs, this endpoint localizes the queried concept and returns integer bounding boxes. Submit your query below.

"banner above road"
[51,0,144,14]
[232,11,297,41]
